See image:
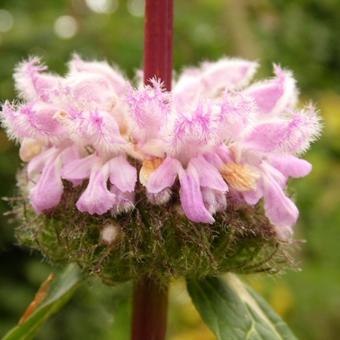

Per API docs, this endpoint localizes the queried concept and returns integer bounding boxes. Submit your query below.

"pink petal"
[201,58,258,89]
[14,57,61,101]
[190,156,228,192]
[204,152,224,168]
[262,172,299,229]
[244,65,297,116]
[174,58,258,104]
[219,92,255,139]
[261,161,287,188]
[281,107,321,154]
[61,154,97,186]
[246,106,321,154]
[244,117,310,154]
[76,110,127,154]
[216,144,233,163]
[66,73,114,105]
[30,155,63,213]
[28,102,65,136]
[178,165,214,224]
[27,147,58,179]
[146,157,180,194]
[60,145,81,164]
[244,120,286,152]
[270,155,312,178]
[1,101,65,140]
[108,156,137,192]
[242,184,263,205]
[76,162,116,215]
[68,55,127,95]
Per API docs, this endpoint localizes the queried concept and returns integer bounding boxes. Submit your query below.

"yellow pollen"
[220,162,259,192]
[19,138,45,162]
[119,121,128,136]
[53,110,68,121]
[139,158,163,186]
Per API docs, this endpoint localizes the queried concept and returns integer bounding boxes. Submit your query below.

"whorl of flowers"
[1,55,321,241]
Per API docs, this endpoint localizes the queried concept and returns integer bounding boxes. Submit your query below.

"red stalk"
[143,0,173,90]
[131,1,173,339]
[131,278,169,340]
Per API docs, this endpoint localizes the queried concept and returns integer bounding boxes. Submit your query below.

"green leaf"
[3,264,82,340]
[187,274,297,340]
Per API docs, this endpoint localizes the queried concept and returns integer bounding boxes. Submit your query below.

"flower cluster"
[1,56,321,240]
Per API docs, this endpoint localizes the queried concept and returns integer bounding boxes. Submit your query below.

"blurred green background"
[0,0,339,339]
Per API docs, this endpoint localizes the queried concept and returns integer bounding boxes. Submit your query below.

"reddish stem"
[144,0,173,90]
[131,1,173,339]
[131,278,169,340]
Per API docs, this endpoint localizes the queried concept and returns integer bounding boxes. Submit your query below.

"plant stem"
[143,0,173,91]
[131,1,173,339]
[131,278,169,340]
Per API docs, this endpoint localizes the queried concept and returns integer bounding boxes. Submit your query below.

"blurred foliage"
[0,0,339,339]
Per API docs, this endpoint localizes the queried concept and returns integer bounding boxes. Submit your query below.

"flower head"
[1,56,321,241]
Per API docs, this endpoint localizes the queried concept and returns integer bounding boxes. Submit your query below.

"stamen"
[139,158,163,185]
[221,162,259,191]
[53,110,69,121]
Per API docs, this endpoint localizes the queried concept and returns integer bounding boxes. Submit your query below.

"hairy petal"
[282,106,322,154]
[244,119,291,152]
[110,186,135,215]
[178,165,214,224]
[219,92,255,140]
[1,101,65,141]
[68,54,127,95]
[245,107,321,154]
[108,156,137,192]
[126,80,170,149]
[174,58,258,104]
[244,65,297,116]
[14,57,61,101]
[76,162,116,215]
[146,157,180,194]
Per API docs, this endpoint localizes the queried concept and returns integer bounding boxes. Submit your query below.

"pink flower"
[62,154,137,215]
[0,56,321,240]
[138,98,228,223]
[28,145,80,213]
[215,105,320,238]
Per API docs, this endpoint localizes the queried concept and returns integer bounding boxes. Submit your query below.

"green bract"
[13,172,294,285]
